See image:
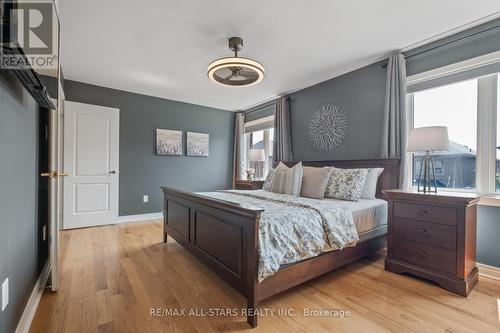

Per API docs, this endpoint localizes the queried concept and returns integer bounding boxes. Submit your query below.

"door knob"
[41,171,68,178]
[40,171,56,178]
[109,170,116,174]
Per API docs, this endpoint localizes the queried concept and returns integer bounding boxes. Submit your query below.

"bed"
[161,159,399,327]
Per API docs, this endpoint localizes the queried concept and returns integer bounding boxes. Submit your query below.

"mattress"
[323,198,388,233]
[201,190,387,241]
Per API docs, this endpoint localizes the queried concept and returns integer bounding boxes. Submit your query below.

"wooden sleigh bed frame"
[161,159,399,327]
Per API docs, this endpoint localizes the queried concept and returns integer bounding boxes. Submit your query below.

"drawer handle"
[417,250,427,258]
[417,228,427,235]
[417,209,429,216]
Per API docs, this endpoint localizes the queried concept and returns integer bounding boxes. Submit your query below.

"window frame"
[243,116,275,180]
[477,74,498,194]
[406,73,498,195]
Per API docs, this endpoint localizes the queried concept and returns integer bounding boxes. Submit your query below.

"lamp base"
[417,187,437,193]
[417,152,438,193]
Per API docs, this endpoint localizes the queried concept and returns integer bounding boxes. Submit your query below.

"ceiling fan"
[207,37,265,87]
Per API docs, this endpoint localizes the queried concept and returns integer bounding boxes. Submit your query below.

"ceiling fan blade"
[224,73,236,80]
[240,70,258,80]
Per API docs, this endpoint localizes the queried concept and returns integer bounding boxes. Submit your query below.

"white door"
[63,101,119,229]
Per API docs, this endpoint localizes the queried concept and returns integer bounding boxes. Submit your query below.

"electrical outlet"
[143,195,149,203]
[2,278,8,311]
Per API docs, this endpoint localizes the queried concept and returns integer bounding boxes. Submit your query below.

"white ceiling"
[60,0,500,111]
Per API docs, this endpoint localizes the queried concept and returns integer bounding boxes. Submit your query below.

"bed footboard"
[161,187,263,327]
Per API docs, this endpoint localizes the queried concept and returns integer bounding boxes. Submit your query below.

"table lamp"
[407,126,449,193]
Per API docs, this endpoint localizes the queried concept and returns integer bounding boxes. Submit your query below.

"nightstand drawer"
[393,239,457,275]
[394,218,456,250]
[394,202,457,225]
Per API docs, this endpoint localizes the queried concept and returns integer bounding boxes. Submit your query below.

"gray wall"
[477,206,500,268]
[288,60,387,161]
[247,20,500,268]
[0,71,40,333]
[278,18,500,162]
[64,80,235,216]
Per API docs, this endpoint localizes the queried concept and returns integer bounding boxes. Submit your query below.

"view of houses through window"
[244,127,274,179]
[412,78,478,190]
[411,73,500,192]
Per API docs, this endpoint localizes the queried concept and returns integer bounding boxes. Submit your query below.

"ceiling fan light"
[207,37,265,87]
[207,57,265,87]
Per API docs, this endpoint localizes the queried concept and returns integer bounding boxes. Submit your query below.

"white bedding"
[322,198,388,234]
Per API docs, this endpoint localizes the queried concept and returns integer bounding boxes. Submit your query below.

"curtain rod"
[382,22,500,68]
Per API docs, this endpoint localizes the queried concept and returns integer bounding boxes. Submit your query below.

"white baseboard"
[118,212,163,223]
[15,261,51,333]
[477,262,500,281]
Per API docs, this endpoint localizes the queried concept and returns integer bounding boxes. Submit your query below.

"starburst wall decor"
[308,104,348,151]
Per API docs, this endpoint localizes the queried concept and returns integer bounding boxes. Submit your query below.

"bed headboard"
[275,159,400,199]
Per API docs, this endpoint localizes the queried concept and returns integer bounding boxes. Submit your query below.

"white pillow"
[271,162,303,196]
[361,168,384,199]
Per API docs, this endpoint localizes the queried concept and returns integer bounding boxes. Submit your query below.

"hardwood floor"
[30,220,500,333]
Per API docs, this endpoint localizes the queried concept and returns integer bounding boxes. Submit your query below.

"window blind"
[244,115,274,133]
[408,60,500,93]
[244,101,275,123]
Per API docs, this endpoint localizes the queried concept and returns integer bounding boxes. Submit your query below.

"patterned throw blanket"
[200,190,359,282]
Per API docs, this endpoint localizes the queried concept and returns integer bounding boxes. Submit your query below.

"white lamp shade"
[407,126,449,152]
[249,148,266,161]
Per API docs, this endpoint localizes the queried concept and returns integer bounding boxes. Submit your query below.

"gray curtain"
[381,53,409,188]
[232,113,245,187]
[273,96,293,164]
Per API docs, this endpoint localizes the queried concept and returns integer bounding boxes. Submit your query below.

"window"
[412,79,478,190]
[408,72,499,193]
[243,116,274,180]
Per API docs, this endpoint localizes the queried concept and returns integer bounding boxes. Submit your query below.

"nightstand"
[234,179,264,190]
[384,189,480,296]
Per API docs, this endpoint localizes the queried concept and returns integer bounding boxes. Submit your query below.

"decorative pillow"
[361,168,384,199]
[325,168,369,201]
[300,166,333,199]
[262,168,275,191]
[271,162,303,196]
